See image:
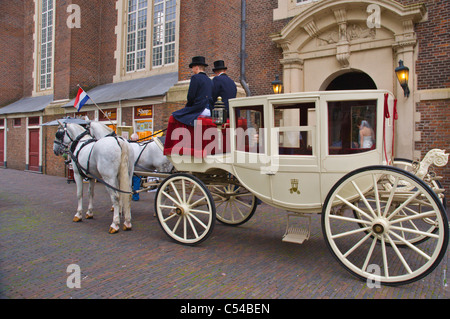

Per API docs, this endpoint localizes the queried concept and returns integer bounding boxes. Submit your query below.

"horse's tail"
[118,139,131,215]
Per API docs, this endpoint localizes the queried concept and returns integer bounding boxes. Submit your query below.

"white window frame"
[115,0,179,82]
[35,0,55,93]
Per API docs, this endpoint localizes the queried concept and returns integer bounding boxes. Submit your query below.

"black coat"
[212,73,237,113]
[172,72,213,126]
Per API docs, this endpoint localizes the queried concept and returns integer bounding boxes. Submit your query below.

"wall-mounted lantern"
[395,60,410,98]
[272,74,283,94]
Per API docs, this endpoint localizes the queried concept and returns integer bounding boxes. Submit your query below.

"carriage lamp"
[395,60,410,98]
[212,97,227,127]
[272,74,283,94]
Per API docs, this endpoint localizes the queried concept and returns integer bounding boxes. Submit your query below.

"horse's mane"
[67,123,87,135]
[90,121,114,133]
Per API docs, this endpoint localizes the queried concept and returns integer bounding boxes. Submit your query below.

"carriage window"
[234,105,264,153]
[328,100,376,155]
[274,103,315,156]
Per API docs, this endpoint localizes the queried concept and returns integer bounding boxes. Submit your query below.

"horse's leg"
[106,186,121,234]
[86,179,95,219]
[73,174,84,222]
[123,193,132,231]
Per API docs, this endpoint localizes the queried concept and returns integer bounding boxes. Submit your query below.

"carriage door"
[28,117,41,172]
[268,99,321,209]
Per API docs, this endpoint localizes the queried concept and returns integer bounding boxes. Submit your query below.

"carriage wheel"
[352,159,444,246]
[208,183,257,226]
[154,173,215,245]
[322,166,449,286]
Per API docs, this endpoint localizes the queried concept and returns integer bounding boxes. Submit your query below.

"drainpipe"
[240,0,251,96]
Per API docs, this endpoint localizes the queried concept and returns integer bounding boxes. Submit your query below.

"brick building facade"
[0,0,449,198]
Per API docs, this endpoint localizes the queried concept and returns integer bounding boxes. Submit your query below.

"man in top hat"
[172,56,213,126]
[212,60,237,116]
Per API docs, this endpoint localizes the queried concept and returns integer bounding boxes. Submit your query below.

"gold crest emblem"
[290,179,301,194]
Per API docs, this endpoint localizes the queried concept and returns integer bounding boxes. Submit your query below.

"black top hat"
[212,60,227,72]
[189,56,208,68]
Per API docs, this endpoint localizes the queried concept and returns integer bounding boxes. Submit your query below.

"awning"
[0,94,54,115]
[63,72,179,108]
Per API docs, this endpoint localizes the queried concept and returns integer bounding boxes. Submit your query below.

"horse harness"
[58,127,134,194]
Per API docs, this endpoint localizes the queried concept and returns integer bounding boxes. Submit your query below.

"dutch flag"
[74,87,90,112]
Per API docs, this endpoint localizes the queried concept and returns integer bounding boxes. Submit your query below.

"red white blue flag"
[74,87,90,112]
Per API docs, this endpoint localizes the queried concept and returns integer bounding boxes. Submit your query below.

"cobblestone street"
[0,168,449,301]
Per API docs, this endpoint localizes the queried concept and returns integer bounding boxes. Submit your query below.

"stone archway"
[322,70,377,91]
[271,0,426,158]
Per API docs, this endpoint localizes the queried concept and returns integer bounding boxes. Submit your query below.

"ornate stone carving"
[317,24,376,46]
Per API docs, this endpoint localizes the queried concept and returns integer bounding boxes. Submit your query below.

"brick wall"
[398,0,450,89]
[415,99,450,207]
[0,1,25,107]
[6,118,27,170]
[178,0,241,82]
[42,116,66,177]
[245,0,286,96]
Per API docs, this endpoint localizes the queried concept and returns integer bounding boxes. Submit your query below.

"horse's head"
[53,121,71,156]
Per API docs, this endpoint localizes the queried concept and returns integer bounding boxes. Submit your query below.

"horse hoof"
[85,214,93,219]
[109,227,119,234]
[123,225,132,231]
[73,216,82,222]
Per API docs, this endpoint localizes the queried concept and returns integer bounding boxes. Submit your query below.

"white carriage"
[152,90,449,286]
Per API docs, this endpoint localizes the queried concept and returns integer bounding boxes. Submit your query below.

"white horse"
[88,121,173,173]
[53,123,134,234]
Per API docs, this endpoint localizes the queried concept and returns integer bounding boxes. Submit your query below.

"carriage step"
[282,227,310,244]
[282,214,311,244]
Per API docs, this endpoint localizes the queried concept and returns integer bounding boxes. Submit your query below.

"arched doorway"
[325,71,377,91]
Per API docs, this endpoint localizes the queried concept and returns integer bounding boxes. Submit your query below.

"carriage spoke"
[231,201,246,220]
[182,179,186,203]
[162,190,181,207]
[331,226,372,239]
[389,231,432,260]
[372,174,382,217]
[170,181,183,205]
[362,236,378,272]
[329,213,372,225]
[351,181,377,219]
[187,184,198,205]
[389,226,440,239]
[162,212,178,223]
[386,190,421,221]
[189,208,212,215]
[160,204,177,210]
[187,212,208,230]
[383,176,400,217]
[381,235,389,278]
[336,195,374,221]
[390,211,437,225]
[386,234,413,274]
[186,214,200,239]
[343,231,373,257]
[190,196,208,208]
[234,198,253,209]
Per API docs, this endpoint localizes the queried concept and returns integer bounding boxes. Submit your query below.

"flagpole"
[77,84,116,130]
